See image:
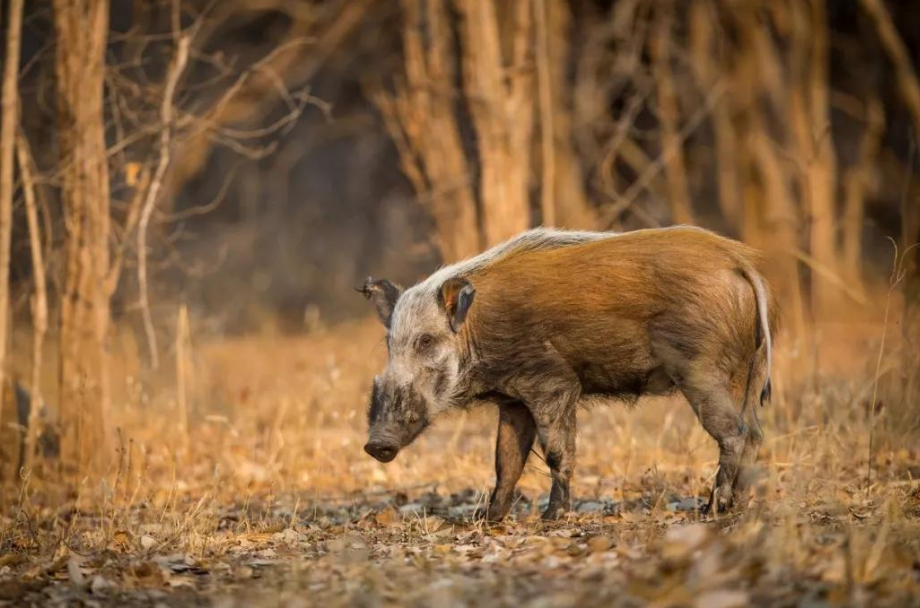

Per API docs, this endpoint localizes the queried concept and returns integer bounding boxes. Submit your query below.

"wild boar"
[359,226,777,520]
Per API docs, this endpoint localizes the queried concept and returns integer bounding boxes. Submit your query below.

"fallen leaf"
[693,589,749,608]
[375,508,399,526]
[587,536,612,554]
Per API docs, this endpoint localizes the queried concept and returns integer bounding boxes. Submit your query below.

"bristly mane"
[417,228,616,293]
[389,228,617,339]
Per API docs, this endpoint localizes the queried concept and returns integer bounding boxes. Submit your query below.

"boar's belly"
[576,361,675,399]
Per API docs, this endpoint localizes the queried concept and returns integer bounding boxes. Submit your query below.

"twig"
[15,133,47,474]
[790,248,869,307]
[860,0,920,139]
[597,84,650,198]
[613,82,724,220]
[137,6,190,370]
[159,158,243,221]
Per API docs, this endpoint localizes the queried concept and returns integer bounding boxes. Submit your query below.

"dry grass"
[1,304,920,607]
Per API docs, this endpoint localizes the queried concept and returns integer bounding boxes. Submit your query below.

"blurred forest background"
[0,2,919,604]
[1,0,919,480]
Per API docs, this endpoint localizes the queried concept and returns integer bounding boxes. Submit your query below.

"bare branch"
[15,133,47,473]
[137,15,191,370]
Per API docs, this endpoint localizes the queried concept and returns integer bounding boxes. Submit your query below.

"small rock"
[271,528,303,545]
[447,504,478,520]
[398,503,423,516]
[575,501,606,513]
[90,575,113,594]
[667,497,707,512]
[140,535,158,550]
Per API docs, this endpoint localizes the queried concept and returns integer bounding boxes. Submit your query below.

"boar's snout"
[364,441,399,463]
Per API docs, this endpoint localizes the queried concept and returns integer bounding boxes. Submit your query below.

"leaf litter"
[1,321,918,607]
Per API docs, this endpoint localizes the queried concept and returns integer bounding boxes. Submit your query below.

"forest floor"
[1,318,920,607]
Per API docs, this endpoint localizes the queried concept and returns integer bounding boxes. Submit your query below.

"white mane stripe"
[418,228,616,292]
[390,228,618,337]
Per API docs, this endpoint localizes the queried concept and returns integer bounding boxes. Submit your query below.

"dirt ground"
[1,317,920,607]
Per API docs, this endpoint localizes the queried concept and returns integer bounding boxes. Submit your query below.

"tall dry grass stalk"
[176,304,192,454]
[842,99,884,291]
[867,239,919,492]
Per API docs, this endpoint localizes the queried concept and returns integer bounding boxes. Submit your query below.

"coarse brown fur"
[362,226,778,520]
[462,227,777,403]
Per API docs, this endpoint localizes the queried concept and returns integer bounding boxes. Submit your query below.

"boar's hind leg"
[678,375,748,514]
[486,400,537,521]
[732,359,767,504]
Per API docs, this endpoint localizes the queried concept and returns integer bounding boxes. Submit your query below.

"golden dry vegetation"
[1,296,919,606]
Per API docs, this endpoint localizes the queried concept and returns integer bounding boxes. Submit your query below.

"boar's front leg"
[485,400,537,521]
[505,346,581,520]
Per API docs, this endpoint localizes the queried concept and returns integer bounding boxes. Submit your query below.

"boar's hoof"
[541,504,567,521]
[474,506,504,523]
[703,488,735,516]
[475,504,511,522]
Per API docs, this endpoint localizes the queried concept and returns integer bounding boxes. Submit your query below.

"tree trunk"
[374,0,481,263]
[456,0,534,246]
[789,0,838,316]
[541,0,594,229]
[735,2,807,348]
[859,0,920,409]
[53,0,112,476]
[689,1,740,229]
[842,99,883,291]
[0,0,25,480]
[651,2,695,226]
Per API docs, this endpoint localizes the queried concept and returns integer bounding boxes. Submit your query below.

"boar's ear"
[357,277,402,329]
[439,277,476,333]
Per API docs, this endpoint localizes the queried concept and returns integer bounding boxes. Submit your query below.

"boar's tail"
[739,266,773,407]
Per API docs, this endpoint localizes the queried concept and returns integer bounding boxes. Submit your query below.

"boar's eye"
[415,334,436,353]
[407,411,420,424]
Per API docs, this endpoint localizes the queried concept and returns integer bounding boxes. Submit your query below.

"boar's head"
[358,276,476,462]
